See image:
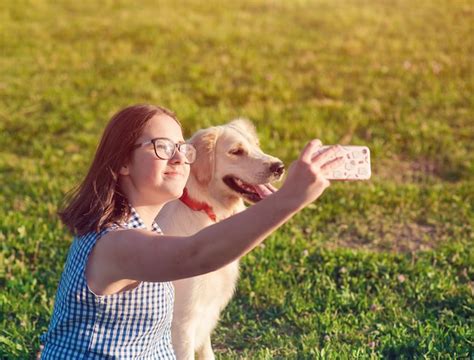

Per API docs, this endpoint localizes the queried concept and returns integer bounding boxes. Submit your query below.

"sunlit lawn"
[1,0,473,358]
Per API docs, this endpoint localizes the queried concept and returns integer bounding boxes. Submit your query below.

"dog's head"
[188,118,284,204]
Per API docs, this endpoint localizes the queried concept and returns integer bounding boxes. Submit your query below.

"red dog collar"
[179,188,217,222]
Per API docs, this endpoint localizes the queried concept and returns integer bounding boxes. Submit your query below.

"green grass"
[1,0,473,358]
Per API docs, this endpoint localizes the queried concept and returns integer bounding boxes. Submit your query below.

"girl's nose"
[169,148,186,164]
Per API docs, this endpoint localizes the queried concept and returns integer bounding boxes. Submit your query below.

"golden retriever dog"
[156,119,285,360]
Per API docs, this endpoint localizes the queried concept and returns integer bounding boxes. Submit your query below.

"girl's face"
[119,114,190,205]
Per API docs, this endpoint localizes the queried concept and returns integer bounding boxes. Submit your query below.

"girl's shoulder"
[76,223,125,242]
[78,206,162,242]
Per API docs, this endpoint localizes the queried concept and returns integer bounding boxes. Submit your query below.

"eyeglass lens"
[154,139,196,163]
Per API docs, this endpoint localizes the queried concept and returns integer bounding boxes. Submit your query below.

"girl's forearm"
[189,190,300,274]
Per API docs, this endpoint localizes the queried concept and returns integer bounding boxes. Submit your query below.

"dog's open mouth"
[223,175,275,203]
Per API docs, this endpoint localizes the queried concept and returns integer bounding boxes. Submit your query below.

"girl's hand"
[278,139,343,211]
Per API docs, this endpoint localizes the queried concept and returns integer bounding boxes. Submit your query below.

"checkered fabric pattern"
[40,207,175,359]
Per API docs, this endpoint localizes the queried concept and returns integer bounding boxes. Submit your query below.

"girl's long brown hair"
[59,104,180,236]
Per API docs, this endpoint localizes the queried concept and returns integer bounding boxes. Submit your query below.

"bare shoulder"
[88,226,197,283]
[99,227,154,247]
[93,228,158,268]
[86,228,156,294]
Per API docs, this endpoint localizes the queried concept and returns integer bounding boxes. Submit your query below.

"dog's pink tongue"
[254,183,277,198]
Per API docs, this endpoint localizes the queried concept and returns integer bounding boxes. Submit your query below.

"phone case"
[315,145,371,180]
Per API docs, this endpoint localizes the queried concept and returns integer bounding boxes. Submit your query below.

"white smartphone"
[315,145,371,180]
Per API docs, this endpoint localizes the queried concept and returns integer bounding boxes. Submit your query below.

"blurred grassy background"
[1,0,473,358]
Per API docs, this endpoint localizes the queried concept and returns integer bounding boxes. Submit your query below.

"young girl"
[40,104,343,359]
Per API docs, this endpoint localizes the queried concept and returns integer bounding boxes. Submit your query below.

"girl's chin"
[160,183,186,198]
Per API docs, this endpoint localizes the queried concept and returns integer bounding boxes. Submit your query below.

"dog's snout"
[270,161,285,176]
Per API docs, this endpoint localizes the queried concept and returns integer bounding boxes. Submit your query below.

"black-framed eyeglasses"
[133,137,197,164]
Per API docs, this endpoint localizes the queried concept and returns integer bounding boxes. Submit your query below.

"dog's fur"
[156,119,284,360]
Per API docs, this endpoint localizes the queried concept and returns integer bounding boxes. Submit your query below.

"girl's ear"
[119,164,130,176]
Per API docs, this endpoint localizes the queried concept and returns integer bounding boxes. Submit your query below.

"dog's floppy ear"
[189,127,219,186]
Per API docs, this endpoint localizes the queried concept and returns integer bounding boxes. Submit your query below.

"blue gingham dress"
[40,208,176,359]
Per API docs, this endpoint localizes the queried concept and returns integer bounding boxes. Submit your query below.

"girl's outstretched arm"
[87,140,343,289]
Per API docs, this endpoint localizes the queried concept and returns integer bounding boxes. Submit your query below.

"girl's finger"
[312,145,342,167]
[300,139,323,163]
[320,156,344,175]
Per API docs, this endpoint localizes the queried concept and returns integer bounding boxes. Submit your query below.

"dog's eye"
[229,148,245,156]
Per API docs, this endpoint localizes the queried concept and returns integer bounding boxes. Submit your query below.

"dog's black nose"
[270,161,285,176]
